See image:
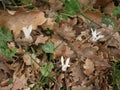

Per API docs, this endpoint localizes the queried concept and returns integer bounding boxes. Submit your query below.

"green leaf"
[0,27,15,57]
[113,6,120,16]
[40,62,54,77]
[63,0,82,16]
[0,27,12,45]
[41,41,54,53]
[55,14,68,23]
[102,15,116,28]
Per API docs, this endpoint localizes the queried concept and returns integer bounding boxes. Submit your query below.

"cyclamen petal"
[60,56,70,71]
[91,28,104,42]
[22,25,32,39]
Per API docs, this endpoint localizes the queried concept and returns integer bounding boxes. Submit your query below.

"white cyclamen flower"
[91,28,104,42]
[61,56,70,71]
[22,25,32,39]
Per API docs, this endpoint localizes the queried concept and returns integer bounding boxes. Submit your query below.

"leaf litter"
[0,0,120,90]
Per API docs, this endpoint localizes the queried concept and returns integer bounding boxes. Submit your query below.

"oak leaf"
[83,59,95,76]
[0,10,46,38]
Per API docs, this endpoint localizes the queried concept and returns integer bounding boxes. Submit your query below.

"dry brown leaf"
[7,9,16,15]
[72,85,92,90]
[23,53,31,65]
[104,2,114,15]
[0,10,46,38]
[13,63,25,80]
[35,35,49,45]
[83,10,103,23]
[93,0,112,9]
[52,38,74,58]
[12,74,28,90]
[0,84,13,90]
[49,0,63,11]
[79,43,98,59]
[83,59,95,76]
[7,42,16,51]
[55,18,77,41]
[42,18,56,30]
[0,62,11,74]
[70,61,85,82]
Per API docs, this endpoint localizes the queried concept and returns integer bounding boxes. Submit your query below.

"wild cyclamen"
[90,28,104,42]
[22,25,32,39]
[61,56,70,71]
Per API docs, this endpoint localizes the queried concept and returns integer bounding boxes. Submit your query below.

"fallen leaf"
[35,35,49,45]
[104,2,115,15]
[83,59,95,76]
[12,74,28,90]
[23,53,31,65]
[0,84,13,90]
[93,0,112,9]
[49,0,63,11]
[7,9,16,15]
[70,61,85,82]
[42,18,56,30]
[72,85,92,90]
[84,10,103,23]
[0,10,47,38]
[52,38,74,58]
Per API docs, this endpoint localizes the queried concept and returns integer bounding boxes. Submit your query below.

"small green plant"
[41,41,55,54]
[0,27,16,58]
[113,6,120,16]
[56,0,83,22]
[102,15,116,28]
[39,62,54,90]
[40,62,54,77]
[62,0,82,16]
[112,62,120,90]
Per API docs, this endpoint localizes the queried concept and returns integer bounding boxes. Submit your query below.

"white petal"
[61,56,64,66]
[65,58,70,67]
[22,25,32,39]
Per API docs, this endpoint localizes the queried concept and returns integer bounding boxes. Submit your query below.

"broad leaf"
[41,41,54,53]
[40,62,54,77]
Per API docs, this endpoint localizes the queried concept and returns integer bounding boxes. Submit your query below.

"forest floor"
[0,0,120,90]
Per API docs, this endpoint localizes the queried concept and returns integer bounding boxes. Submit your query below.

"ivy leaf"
[40,62,54,77]
[41,41,54,53]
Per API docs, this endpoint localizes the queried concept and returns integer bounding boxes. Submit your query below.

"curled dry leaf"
[52,38,74,58]
[12,74,28,90]
[7,42,15,51]
[55,18,77,41]
[7,9,16,15]
[72,85,92,90]
[42,18,56,30]
[0,10,47,38]
[0,84,13,90]
[35,35,49,45]
[70,62,85,82]
[49,0,63,11]
[83,59,95,76]
[23,53,31,65]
